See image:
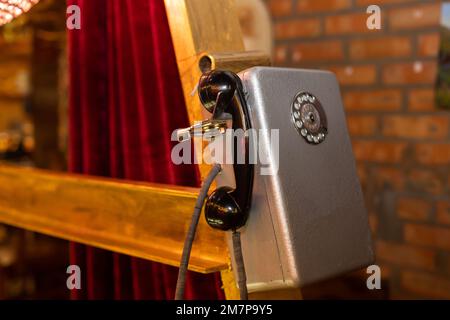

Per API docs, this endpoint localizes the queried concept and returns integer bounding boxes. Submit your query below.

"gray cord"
[232,230,248,300]
[175,164,222,300]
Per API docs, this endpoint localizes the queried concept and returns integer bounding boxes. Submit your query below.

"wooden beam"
[204,51,271,73]
[164,0,246,299]
[164,0,245,125]
[0,163,228,273]
[164,0,276,300]
[164,1,270,181]
[164,0,301,301]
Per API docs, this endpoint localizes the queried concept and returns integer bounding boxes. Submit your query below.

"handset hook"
[198,70,254,231]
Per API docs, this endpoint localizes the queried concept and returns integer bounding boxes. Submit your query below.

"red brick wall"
[267,0,450,299]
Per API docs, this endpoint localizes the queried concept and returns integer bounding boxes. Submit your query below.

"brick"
[297,0,351,13]
[347,115,378,137]
[325,12,381,35]
[343,89,402,111]
[441,252,450,276]
[389,4,441,30]
[382,116,449,140]
[292,40,343,62]
[328,65,377,85]
[405,224,450,250]
[376,240,435,271]
[418,33,440,57]
[275,18,321,39]
[274,45,288,64]
[377,262,392,280]
[349,36,412,60]
[416,144,450,165]
[373,167,405,190]
[407,169,445,196]
[356,0,414,5]
[368,213,378,235]
[437,201,450,225]
[401,271,450,299]
[352,141,407,163]
[408,89,436,111]
[268,0,292,17]
[397,197,431,221]
[382,62,437,85]
[356,164,368,182]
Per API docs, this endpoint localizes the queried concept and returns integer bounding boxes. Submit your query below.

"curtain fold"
[67,0,225,300]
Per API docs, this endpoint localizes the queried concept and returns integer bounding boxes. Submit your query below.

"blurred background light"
[0,0,39,26]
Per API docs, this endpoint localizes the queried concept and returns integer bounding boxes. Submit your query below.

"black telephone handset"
[198,70,254,231]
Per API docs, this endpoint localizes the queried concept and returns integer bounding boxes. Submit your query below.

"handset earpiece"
[199,70,237,118]
[199,70,254,231]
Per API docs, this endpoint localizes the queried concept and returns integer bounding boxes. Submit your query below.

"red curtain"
[67,0,225,300]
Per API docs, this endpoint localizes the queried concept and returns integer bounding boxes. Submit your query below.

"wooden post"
[164,0,250,300]
[164,0,301,300]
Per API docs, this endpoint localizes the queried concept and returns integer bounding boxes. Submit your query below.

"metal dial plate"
[292,92,328,145]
